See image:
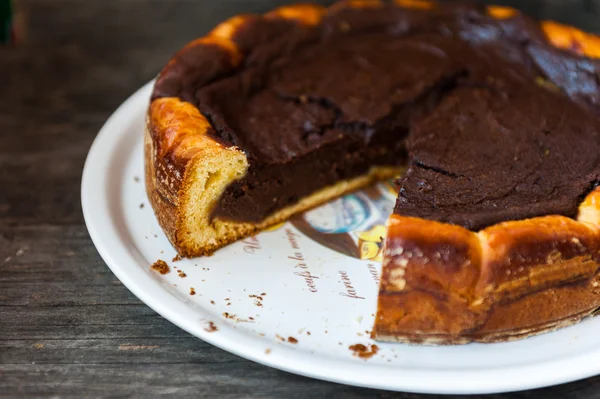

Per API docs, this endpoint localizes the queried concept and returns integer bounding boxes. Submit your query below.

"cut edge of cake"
[374,188,600,344]
[145,97,401,256]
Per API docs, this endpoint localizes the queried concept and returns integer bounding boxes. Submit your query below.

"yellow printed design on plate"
[357,224,387,261]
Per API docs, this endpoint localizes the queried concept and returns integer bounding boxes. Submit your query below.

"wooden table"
[2,1,600,397]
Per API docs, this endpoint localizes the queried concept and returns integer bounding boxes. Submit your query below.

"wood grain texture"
[1,0,600,397]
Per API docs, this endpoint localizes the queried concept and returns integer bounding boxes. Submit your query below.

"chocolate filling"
[153,3,600,229]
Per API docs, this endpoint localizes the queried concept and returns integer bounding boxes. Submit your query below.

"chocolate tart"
[146,0,600,343]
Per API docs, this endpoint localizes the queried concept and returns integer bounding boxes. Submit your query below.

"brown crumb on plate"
[189,287,196,295]
[222,312,252,323]
[349,344,379,359]
[204,321,218,333]
[178,270,187,278]
[151,260,170,275]
[287,337,298,344]
[172,254,182,262]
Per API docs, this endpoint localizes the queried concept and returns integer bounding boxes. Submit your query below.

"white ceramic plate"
[82,81,600,394]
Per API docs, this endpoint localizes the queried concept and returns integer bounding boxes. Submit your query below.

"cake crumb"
[275,334,285,342]
[210,300,215,305]
[287,336,298,344]
[265,349,271,355]
[223,312,235,320]
[178,270,187,278]
[189,287,196,295]
[151,260,170,275]
[139,203,144,209]
[349,344,379,359]
[204,321,218,333]
[307,331,311,336]
[250,294,265,307]
[222,313,252,323]
[172,254,182,262]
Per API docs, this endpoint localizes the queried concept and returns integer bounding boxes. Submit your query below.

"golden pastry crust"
[146,4,327,256]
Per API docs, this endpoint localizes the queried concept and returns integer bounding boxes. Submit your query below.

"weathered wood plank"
[0,338,240,365]
[1,363,600,399]
[0,364,392,399]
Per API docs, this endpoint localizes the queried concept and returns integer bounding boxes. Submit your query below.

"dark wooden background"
[2,0,600,397]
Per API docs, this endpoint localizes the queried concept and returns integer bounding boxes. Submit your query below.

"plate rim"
[81,80,600,394]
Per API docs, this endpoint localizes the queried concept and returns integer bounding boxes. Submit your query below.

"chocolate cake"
[145,0,600,344]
